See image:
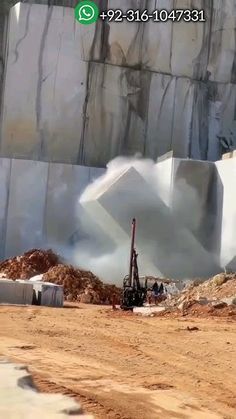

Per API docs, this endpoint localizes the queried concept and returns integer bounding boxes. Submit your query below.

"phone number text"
[99,9,206,23]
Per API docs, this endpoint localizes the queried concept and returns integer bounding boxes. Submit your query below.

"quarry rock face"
[0,158,104,260]
[0,1,235,166]
[0,1,235,278]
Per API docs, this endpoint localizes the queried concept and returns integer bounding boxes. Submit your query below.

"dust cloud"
[71,155,220,285]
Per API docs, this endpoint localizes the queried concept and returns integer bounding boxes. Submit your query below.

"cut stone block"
[0,359,92,418]
[133,306,166,316]
[32,282,64,308]
[0,280,33,305]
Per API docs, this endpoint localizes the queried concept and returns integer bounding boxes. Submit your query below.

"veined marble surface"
[0,1,235,167]
[0,155,234,278]
[0,157,105,259]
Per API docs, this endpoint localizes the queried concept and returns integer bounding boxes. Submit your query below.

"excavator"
[120,218,147,310]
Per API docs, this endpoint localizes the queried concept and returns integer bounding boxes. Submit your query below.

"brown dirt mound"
[0,249,59,279]
[179,299,236,318]
[43,264,121,305]
[0,248,121,305]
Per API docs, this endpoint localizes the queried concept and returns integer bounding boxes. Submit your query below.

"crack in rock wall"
[0,1,235,167]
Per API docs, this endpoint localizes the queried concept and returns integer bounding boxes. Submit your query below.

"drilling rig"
[120,218,147,310]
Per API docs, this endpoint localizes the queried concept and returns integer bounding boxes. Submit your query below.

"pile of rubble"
[163,273,236,318]
[0,249,121,305]
[0,249,59,279]
[43,264,121,304]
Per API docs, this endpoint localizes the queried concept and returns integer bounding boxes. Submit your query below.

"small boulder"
[196,297,209,305]
[221,296,236,306]
[211,301,227,309]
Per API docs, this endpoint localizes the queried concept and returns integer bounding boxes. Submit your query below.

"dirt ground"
[0,304,235,419]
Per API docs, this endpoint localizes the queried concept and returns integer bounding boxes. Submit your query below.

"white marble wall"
[0,155,235,277]
[0,1,235,167]
[0,157,104,258]
[1,3,87,163]
[216,159,236,270]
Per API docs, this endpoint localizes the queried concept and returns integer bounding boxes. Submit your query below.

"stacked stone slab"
[0,279,33,304]
[0,278,64,307]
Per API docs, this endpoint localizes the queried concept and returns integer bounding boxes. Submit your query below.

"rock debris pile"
[162,273,236,319]
[0,249,59,279]
[43,264,121,304]
[0,249,121,305]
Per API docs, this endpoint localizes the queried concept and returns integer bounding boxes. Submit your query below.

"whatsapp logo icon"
[75,1,99,25]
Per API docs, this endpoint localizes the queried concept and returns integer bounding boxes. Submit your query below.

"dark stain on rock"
[192,0,213,81]
[189,81,209,160]
[119,67,152,156]
[231,27,236,84]
[35,5,53,159]
[208,5,225,79]
[89,0,110,62]
[13,4,31,64]
[78,0,110,164]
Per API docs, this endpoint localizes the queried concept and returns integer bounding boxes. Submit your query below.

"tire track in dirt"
[32,374,132,419]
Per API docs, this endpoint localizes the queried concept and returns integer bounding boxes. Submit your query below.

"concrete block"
[32,282,64,307]
[0,280,33,305]
[0,359,92,418]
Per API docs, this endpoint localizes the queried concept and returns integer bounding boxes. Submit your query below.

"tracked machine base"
[120,219,147,310]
